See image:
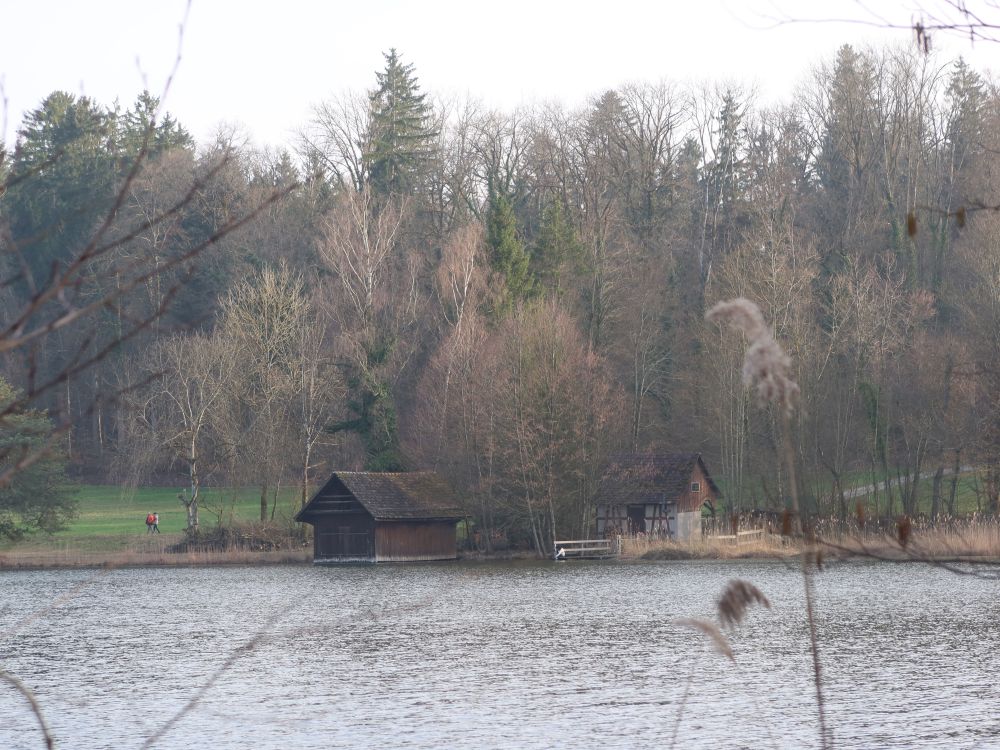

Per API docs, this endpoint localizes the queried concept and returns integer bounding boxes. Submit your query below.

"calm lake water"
[2,559,999,749]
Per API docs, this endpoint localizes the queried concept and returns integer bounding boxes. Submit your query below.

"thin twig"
[668,672,693,750]
[139,605,287,749]
[0,569,113,643]
[0,668,55,749]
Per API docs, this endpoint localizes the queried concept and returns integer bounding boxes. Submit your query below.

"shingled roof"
[594,452,720,506]
[296,471,464,522]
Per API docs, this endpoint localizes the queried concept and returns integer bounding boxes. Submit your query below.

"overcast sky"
[2,0,998,150]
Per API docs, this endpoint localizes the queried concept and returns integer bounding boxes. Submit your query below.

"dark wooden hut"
[594,453,719,541]
[295,471,464,563]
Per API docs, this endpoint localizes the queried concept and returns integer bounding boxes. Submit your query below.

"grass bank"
[0,543,311,570]
[0,485,309,569]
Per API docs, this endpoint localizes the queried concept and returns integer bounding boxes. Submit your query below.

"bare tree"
[302,91,372,191]
[145,332,235,531]
[219,264,310,521]
[0,110,300,495]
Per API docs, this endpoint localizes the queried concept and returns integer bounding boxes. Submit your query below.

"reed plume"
[706,296,828,749]
[674,618,735,662]
[705,297,799,417]
[716,579,772,629]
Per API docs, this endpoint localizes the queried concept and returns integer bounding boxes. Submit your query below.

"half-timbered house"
[594,453,719,542]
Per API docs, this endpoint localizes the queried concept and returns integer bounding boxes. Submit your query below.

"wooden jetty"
[553,538,621,560]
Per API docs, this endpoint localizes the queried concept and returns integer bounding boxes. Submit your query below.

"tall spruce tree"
[814,44,878,273]
[3,92,117,297]
[706,89,750,256]
[366,49,438,197]
[486,185,533,316]
[118,90,193,161]
[533,197,582,296]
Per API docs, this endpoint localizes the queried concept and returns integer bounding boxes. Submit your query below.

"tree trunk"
[186,497,199,531]
[187,438,200,531]
[301,432,313,510]
[947,450,961,516]
[271,480,280,522]
[930,465,944,521]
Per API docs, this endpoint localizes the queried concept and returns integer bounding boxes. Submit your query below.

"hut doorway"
[318,525,372,559]
[627,505,646,533]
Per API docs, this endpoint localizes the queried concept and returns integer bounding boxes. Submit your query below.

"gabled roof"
[594,452,720,506]
[296,471,464,523]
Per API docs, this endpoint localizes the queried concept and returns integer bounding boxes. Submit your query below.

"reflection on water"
[2,560,1000,749]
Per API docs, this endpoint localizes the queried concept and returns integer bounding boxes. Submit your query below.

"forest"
[1,44,998,554]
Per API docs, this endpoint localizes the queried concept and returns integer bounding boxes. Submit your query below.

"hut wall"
[675,511,701,541]
[374,521,457,562]
[596,504,627,536]
[598,504,675,536]
[313,513,375,561]
[679,464,714,513]
[644,503,672,536]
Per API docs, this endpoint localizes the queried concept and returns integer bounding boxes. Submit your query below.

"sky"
[2,0,998,150]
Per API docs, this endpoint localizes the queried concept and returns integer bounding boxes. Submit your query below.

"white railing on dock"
[706,528,765,545]
[553,538,621,559]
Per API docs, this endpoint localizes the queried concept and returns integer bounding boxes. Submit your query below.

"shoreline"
[0,547,313,571]
[4,543,999,571]
[5,523,1000,570]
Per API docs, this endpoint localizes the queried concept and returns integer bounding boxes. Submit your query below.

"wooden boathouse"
[295,471,464,563]
[595,453,719,542]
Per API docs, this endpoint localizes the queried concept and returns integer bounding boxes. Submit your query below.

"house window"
[691,482,701,493]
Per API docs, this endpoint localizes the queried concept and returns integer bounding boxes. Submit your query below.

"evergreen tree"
[814,45,878,272]
[0,378,77,540]
[706,89,751,256]
[3,92,117,296]
[532,197,582,296]
[118,90,193,161]
[366,49,438,197]
[944,58,985,170]
[486,185,533,316]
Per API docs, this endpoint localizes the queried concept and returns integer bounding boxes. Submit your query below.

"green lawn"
[717,469,989,517]
[842,473,988,516]
[1,485,303,553]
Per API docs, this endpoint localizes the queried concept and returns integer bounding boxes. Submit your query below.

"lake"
[2,559,999,749]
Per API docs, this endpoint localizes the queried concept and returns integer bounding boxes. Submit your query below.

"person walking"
[152,512,160,534]
[145,512,154,533]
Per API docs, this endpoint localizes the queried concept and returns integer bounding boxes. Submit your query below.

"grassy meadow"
[0,484,305,557]
[719,469,990,518]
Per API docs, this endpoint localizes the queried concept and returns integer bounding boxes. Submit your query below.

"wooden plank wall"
[680,464,715,512]
[375,521,457,562]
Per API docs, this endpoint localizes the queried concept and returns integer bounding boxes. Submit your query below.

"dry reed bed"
[625,534,798,560]
[820,523,1000,561]
[626,519,1000,562]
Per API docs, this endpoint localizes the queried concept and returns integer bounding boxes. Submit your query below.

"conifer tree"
[366,49,438,197]
[486,185,533,316]
[118,90,193,160]
[707,89,750,255]
[533,197,582,296]
[4,92,117,296]
[0,378,77,540]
